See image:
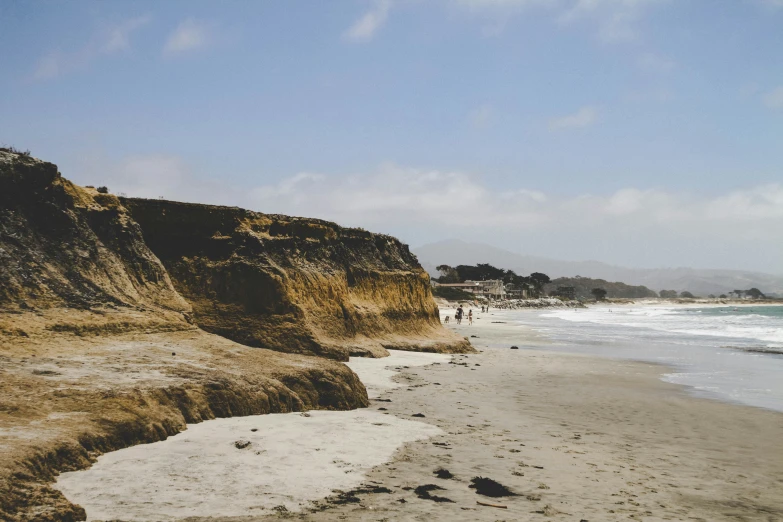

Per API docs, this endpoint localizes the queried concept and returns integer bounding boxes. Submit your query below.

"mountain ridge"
[413,239,783,296]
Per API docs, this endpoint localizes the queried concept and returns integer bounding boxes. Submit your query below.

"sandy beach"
[55,309,783,521]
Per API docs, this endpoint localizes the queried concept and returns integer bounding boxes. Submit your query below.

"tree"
[477,263,506,280]
[659,290,678,299]
[745,288,765,299]
[435,265,460,284]
[455,263,506,282]
[591,288,607,301]
[679,291,695,298]
[529,272,551,297]
[719,294,727,299]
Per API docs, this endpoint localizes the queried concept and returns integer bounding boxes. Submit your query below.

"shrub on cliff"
[433,286,475,301]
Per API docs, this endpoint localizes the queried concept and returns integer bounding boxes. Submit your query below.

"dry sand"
[54,410,441,521]
[52,351,448,521]
[54,312,783,521]
[243,310,781,522]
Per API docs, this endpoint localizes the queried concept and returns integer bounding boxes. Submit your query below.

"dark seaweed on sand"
[414,484,455,503]
[434,468,454,479]
[469,477,517,497]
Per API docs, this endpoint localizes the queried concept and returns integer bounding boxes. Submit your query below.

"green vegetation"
[544,276,658,300]
[0,145,31,157]
[434,263,546,297]
[432,286,475,301]
[591,288,608,301]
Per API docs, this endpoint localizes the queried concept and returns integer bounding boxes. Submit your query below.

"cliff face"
[0,151,191,335]
[0,148,470,355]
[122,199,472,360]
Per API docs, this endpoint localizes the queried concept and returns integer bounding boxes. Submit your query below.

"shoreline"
[51,316,783,521]
[253,324,783,521]
[447,305,783,414]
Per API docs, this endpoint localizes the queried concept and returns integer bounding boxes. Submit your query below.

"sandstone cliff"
[0,150,191,335]
[122,198,472,360]
[0,149,468,521]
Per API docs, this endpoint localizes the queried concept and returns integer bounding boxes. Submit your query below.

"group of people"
[443,302,492,326]
[453,305,473,325]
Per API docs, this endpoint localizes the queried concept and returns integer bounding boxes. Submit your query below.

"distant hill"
[413,239,783,297]
[545,277,658,299]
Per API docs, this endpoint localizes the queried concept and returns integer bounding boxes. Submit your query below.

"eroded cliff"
[0,150,191,336]
[122,198,472,360]
[0,149,467,521]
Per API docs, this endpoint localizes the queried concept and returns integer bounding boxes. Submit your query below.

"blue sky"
[2,1,782,272]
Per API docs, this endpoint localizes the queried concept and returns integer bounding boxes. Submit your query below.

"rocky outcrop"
[0,150,191,334]
[1,149,469,360]
[122,199,472,360]
[0,149,470,520]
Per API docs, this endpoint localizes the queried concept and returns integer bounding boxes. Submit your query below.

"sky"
[1,0,782,273]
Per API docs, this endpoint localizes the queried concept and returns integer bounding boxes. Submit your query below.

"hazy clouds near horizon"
[2,1,782,273]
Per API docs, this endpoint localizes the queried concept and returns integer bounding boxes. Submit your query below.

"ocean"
[508,304,783,413]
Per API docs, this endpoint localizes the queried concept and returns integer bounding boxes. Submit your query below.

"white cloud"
[762,86,783,109]
[163,19,209,56]
[67,155,783,271]
[32,16,150,80]
[343,0,393,42]
[103,16,152,53]
[457,0,557,10]
[454,0,661,41]
[548,105,599,131]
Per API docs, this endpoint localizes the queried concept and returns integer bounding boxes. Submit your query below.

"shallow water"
[491,305,783,412]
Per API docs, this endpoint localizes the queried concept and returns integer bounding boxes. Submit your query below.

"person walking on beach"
[456,306,463,324]
[468,309,473,325]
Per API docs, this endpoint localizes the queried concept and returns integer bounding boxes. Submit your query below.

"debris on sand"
[411,413,426,418]
[324,485,393,506]
[234,440,251,449]
[414,484,455,503]
[469,477,517,497]
[434,468,454,479]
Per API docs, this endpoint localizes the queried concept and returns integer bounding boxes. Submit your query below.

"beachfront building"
[505,283,531,299]
[435,279,507,299]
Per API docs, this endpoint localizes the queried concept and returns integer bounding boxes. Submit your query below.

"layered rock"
[0,149,468,520]
[122,199,473,360]
[0,150,191,335]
